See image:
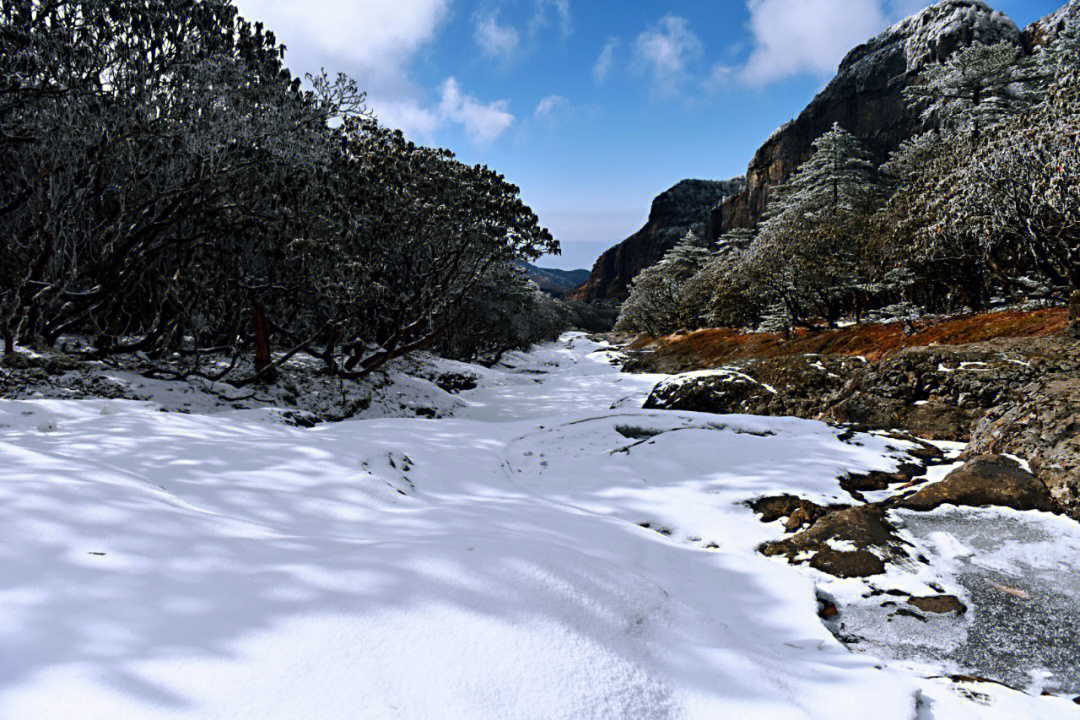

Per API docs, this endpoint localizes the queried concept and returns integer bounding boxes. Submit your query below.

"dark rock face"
[706,0,1023,241]
[570,178,743,302]
[898,454,1055,512]
[968,377,1080,519]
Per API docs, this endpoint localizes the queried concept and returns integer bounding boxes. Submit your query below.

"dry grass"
[634,308,1069,370]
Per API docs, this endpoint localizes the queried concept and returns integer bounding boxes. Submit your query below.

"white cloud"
[474,15,520,59]
[739,0,891,85]
[439,77,515,145]
[530,0,573,39]
[534,95,567,118]
[634,15,703,95]
[235,0,450,93]
[593,38,619,83]
[369,97,442,139]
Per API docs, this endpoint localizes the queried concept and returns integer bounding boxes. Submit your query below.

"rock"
[841,470,912,493]
[761,505,902,577]
[644,370,777,415]
[908,595,967,614]
[968,376,1080,519]
[811,549,886,578]
[748,495,832,528]
[898,454,1055,512]
[818,601,839,619]
[570,178,744,302]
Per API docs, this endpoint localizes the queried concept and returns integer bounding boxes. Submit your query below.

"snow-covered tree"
[763,123,879,221]
[616,229,715,335]
[904,41,1032,138]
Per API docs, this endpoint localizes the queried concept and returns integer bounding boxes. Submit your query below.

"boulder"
[810,549,885,578]
[761,505,902,577]
[748,495,833,530]
[968,376,1080,519]
[643,370,778,415]
[897,454,1055,512]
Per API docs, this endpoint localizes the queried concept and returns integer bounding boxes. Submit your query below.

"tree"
[615,229,714,335]
[904,41,1032,138]
[763,123,878,219]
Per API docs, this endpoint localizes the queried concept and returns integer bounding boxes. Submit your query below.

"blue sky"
[234,0,1062,269]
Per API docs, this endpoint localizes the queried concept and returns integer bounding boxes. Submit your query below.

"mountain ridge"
[574,0,1077,302]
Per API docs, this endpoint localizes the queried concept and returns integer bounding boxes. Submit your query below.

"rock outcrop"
[707,0,1023,241]
[569,178,744,301]
[896,454,1056,512]
[967,377,1080,518]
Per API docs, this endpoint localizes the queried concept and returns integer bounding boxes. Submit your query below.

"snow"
[0,333,1072,718]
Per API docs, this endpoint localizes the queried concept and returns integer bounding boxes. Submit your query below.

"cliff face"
[576,0,1077,302]
[707,0,1022,239]
[570,178,744,301]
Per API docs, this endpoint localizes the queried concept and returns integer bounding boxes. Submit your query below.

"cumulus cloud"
[534,95,568,118]
[474,15,520,59]
[593,37,619,83]
[235,0,449,92]
[739,0,920,85]
[634,15,703,95]
[439,77,515,145]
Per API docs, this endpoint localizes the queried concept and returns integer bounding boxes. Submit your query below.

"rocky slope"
[637,330,1080,519]
[568,178,743,301]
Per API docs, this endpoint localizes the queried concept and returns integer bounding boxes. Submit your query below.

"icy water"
[830,507,1080,695]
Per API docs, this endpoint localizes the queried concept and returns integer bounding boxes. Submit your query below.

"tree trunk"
[252,300,273,380]
[1,322,12,354]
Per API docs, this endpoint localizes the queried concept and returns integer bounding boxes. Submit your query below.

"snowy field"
[0,334,1074,719]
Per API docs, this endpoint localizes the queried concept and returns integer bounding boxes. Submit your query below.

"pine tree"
[659,229,713,276]
[904,41,1032,138]
[763,123,878,221]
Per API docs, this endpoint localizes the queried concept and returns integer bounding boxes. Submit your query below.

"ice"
[827,506,1080,696]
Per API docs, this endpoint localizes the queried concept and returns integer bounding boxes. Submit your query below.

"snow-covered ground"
[0,334,1074,719]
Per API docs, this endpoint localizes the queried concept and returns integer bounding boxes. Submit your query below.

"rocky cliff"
[576,0,1079,301]
[569,178,743,301]
[707,0,1023,239]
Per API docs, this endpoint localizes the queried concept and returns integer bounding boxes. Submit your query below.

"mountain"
[707,0,1024,240]
[569,178,744,301]
[573,0,1080,300]
[519,263,591,297]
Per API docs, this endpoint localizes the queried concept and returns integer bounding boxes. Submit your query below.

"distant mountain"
[519,263,590,297]
[569,178,745,302]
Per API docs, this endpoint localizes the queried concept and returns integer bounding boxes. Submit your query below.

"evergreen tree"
[904,41,1032,138]
[763,123,878,221]
[659,229,713,276]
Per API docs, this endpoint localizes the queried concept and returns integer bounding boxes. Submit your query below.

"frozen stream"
[828,507,1080,696]
[0,333,1076,718]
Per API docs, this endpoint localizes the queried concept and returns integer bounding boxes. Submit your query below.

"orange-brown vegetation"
[628,309,1069,371]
